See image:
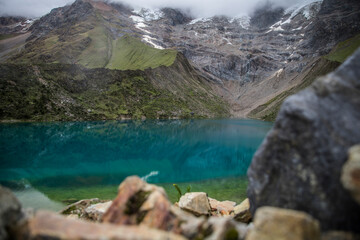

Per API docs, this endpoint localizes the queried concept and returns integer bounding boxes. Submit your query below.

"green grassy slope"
[107,35,177,70]
[325,34,360,63]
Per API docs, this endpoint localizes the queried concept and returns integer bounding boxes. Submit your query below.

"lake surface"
[0,119,272,210]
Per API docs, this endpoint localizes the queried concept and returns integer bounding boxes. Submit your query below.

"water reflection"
[0,119,272,206]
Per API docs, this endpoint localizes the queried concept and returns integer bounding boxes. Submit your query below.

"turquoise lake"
[0,119,272,210]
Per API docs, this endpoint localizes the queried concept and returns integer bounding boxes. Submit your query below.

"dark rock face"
[0,186,24,240]
[247,49,360,232]
[0,17,26,26]
[161,8,192,26]
[306,0,360,54]
[250,3,284,29]
[29,0,94,40]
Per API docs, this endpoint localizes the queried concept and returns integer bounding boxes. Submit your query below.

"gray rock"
[0,186,24,240]
[342,145,360,205]
[233,198,252,223]
[179,192,211,216]
[247,49,360,232]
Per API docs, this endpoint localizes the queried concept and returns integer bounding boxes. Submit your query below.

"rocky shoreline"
[1,161,360,240]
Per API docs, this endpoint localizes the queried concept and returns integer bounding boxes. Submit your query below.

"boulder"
[84,201,112,222]
[20,210,186,240]
[247,49,360,231]
[246,207,321,240]
[0,186,24,240]
[208,197,236,216]
[342,145,360,204]
[179,192,211,216]
[102,176,179,231]
[234,198,252,223]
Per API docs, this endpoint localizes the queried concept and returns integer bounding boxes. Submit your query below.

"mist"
[0,0,304,18]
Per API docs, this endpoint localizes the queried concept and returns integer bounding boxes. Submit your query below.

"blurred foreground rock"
[322,231,360,240]
[0,186,24,240]
[246,207,321,240]
[342,145,360,205]
[22,210,186,240]
[247,49,360,231]
[102,176,180,231]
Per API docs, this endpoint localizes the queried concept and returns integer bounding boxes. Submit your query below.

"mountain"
[0,0,359,121]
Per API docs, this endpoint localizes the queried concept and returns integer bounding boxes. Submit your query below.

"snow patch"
[283,0,323,22]
[133,8,163,21]
[273,68,284,78]
[143,35,164,49]
[229,15,251,30]
[222,37,232,45]
[130,15,144,24]
[189,17,211,25]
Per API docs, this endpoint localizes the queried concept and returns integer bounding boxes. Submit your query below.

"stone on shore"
[247,49,360,231]
[21,210,186,240]
[234,198,252,223]
[84,201,112,222]
[0,186,24,240]
[60,198,104,220]
[179,192,211,216]
[342,145,360,205]
[246,207,321,240]
[208,197,236,216]
[102,176,179,231]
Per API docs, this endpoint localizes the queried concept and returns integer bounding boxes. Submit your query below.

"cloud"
[0,0,305,18]
[115,0,301,17]
[0,0,74,18]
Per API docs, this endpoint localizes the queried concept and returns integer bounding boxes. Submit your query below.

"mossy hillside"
[249,58,340,121]
[325,34,360,63]
[107,35,178,70]
[0,63,229,121]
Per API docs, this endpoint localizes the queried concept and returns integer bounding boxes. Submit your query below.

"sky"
[0,0,304,18]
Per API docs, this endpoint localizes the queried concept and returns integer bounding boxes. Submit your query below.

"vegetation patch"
[0,63,229,121]
[325,34,360,63]
[106,35,177,71]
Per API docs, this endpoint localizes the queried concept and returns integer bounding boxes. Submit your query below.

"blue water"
[0,119,272,209]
